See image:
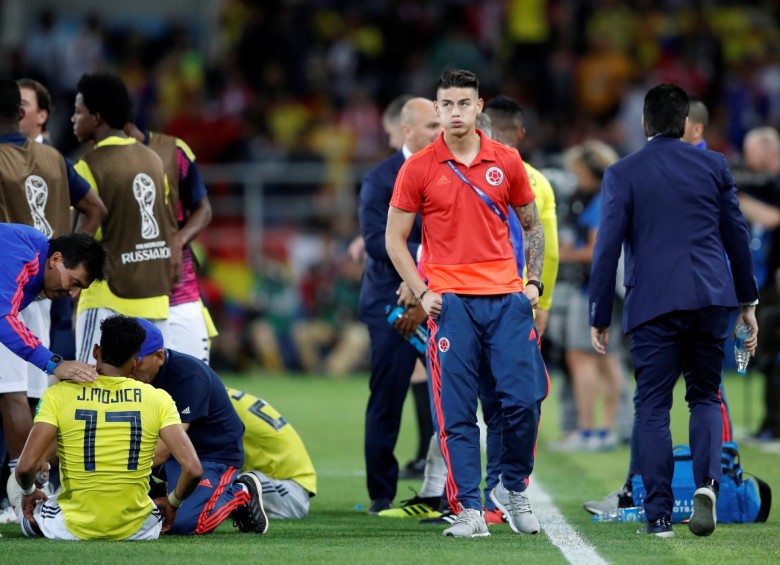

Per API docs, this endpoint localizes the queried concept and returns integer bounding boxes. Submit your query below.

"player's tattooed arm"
[514,201,544,281]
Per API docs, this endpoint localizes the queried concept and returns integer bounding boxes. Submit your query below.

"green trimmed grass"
[1,372,778,564]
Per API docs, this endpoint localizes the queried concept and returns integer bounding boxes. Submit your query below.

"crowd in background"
[1,0,780,380]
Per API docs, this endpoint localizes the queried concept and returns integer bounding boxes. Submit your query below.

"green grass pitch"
[1,371,778,564]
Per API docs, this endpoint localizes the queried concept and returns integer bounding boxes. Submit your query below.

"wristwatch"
[45,354,63,375]
[526,280,544,297]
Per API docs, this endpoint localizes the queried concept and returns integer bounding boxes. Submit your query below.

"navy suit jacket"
[589,136,759,333]
[358,151,422,328]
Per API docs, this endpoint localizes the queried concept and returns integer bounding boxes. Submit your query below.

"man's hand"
[535,308,550,337]
[591,326,609,355]
[393,304,428,339]
[735,306,759,355]
[396,282,418,309]
[53,360,99,383]
[522,284,540,308]
[348,236,366,262]
[21,488,47,523]
[35,460,50,486]
[420,290,442,318]
[153,496,179,534]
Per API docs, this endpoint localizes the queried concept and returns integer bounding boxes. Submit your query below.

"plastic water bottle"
[734,323,752,375]
[386,306,428,355]
[592,506,646,523]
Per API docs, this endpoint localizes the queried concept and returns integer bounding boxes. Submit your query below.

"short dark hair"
[383,94,414,124]
[688,99,709,127]
[17,78,52,130]
[77,72,132,129]
[485,95,525,126]
[0,79,21,120]
[643,84,689,138]
[437,70,479,93]
[99,315,146,368]
[47,232,107,282]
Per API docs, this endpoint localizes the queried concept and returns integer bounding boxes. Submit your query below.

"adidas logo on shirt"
[181,406,191,415]
[436,174,451,185]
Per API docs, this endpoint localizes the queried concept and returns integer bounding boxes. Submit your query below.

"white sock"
[418,434,447,498]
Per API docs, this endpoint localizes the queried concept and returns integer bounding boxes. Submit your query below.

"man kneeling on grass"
[131,318,268,535]
[12,315,202,540]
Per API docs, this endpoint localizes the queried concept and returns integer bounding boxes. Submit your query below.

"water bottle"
[386,306,428,355]
[734,322,752,375]
[592,506,646,523]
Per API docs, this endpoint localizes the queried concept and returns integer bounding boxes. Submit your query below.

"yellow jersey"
[35,377,180,540]
[524,162,559,311]
[227,387,317,495]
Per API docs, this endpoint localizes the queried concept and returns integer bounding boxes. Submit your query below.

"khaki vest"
[83,141,172,299]
[146,132,180,231]
[0,139,70,237]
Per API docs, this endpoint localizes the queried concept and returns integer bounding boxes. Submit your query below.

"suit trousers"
[629,306,731,522]
[364,324,418,502]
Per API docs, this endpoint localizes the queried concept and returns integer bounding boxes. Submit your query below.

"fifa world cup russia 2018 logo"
[25,175,53,238]
[133,173,160,240]
[485,167,504,186]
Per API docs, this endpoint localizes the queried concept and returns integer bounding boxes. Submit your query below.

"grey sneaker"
[442,507,489,538]
[688,486,717,537]
[583,485,633,515]
[490,480,540,534]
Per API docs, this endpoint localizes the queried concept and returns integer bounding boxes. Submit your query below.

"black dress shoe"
[368,498,393,515]
[636,516,674,538]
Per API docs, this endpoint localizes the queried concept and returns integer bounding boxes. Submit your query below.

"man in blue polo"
[129,318,268,535]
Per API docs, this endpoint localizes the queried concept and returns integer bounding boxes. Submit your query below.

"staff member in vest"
[124,122,213,363]
[71,72,178,363]
[17,78,108,363]
[5,78,107,388]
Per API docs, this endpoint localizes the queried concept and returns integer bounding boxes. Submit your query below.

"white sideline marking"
[479,411,607,564]
[527,481,608,565]
[328,417,607,562]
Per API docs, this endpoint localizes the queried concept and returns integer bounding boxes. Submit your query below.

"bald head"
[400,98,441,154]
[743,127,780,175]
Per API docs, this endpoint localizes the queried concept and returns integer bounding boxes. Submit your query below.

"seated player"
[132,319,268,535]
[228,387,317,519]
[12,315,203,540]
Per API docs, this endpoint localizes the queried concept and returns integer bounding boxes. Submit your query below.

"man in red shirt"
[386,70,549,538]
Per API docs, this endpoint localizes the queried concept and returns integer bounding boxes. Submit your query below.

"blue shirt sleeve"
[65,157,91,205]
[0,255,52,369]
[0,315,52,369]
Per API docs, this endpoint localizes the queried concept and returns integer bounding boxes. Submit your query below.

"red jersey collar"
[433,128,496,165]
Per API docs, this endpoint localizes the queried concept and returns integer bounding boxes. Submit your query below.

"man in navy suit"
[588,84,759,538]
[358,98,440,513]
